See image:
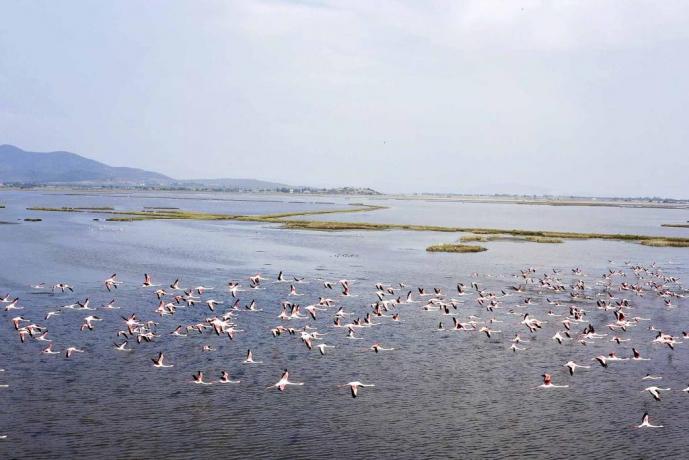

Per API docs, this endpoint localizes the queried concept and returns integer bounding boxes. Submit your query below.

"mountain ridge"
[0,144,290,190]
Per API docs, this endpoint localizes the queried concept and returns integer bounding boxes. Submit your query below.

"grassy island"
[23,204,689,249]
[426,243,488,253]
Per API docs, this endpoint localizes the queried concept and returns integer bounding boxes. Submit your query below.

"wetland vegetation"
[460,234,563,243]
[24,204,689,249]
[426,243,488,253]
[639,239,689,248]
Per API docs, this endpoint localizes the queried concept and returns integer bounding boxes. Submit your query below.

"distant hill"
[0,144,171,185]
[176,177,290,190]
[0,145,288,190]
[0,144,380,194]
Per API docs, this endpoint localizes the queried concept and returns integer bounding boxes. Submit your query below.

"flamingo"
[267,369,303,391]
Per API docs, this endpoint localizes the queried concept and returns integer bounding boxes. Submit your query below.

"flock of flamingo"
[1,261,687,437]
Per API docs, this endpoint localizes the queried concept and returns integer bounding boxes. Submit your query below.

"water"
[0,190,688,459]
[313,197,689,237]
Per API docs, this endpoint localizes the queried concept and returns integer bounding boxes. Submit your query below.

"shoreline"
[2,187,689,210]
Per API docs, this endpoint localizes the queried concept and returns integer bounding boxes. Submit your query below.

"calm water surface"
[318,197,689,237]
[0,190,688,459]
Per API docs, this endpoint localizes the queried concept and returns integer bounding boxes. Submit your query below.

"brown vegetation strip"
[24,205,689,248]
[426,243,487,253]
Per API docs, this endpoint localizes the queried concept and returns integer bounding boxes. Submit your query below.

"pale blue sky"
[1,1,688,197]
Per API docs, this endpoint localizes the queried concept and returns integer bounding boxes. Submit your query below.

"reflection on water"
[0,190,688,459]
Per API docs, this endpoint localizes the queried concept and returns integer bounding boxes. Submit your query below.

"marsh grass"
[280,220,461,232]
[426,243,487,253]
[524,236,563,243]
[27,207,79,212]
[459,234,489,242]
[245,204,387,221]
[460,234,562,243]
[27,206,114,212]
[639,239,689,247]
[24,204,689,248]
[105,210,240,221]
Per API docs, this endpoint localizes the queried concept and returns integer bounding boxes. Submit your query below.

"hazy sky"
[2,1,689,197]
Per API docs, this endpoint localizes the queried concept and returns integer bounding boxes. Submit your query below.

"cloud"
[1,0,689,197]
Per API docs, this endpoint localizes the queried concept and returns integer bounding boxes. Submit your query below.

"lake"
[1,190,688,459]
